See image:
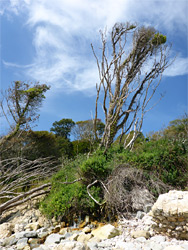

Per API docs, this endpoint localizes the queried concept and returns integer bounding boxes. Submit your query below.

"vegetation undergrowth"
[40,116,188,221]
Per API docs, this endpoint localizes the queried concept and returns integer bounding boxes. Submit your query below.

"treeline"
[0,118,105,160]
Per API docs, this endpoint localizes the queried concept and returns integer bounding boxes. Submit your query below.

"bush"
[80,153,110,183]
[40,155,105,221]
[56,137,74,158]
[117,139,187,188]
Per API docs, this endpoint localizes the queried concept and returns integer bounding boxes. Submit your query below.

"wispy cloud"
[3,60,34,69]
[2,0,188,94]
[164,56,188,77]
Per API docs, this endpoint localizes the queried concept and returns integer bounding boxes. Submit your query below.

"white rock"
[0,223,13,239]
[52,241,85,250]
[144,241,165,250]
[91,224,120,240]
[15,223,25,233]
[150,235,166,242]
[24,231,38,238]
[181,243,188,250]
[25,222,40,231]
[136,211,145,219]
[135,236,147,242]
[87,241,98,249]
[77,232,93,243]
[88,236,101,243]
[131,188,154,211]
[15,231,26,239]
[115,241,136,249]
[152,190,188,216]
[131,230,150,239]
[82,226,91,233]
[16,238,28,250]
[45,233,64,245]
[144,204,153,213]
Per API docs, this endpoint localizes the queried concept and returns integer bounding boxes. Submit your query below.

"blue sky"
[0,0,188,137]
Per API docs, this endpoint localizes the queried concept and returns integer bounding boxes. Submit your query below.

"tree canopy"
[0,81,50,144]
[50,118,75,139]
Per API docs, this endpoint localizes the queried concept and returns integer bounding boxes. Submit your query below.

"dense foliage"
[40,116,188,220]
[40,156,105,222]
[1,130,61,160]
[50,118,75,139]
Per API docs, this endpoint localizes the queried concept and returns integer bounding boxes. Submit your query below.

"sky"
[0,0,188,137]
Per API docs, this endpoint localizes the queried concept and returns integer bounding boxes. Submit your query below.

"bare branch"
[87,180,106,206]
[92,22,172,150]
[58,178,83,185]
[0,157,59,214]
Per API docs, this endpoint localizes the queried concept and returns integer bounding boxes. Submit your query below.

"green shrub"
[79,149,115,183]
[117,139,187,188]
[40,154,105,221]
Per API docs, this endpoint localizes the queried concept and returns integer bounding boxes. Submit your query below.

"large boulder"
[150,190,188,240]
[131,188,154,211]
[131,230,150,239]
[45,233,64,245]
[77,232,93,243]
[91,224,120,240]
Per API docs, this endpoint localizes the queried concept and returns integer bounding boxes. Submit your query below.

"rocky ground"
[0,209,188,250]
[0,191,188,250]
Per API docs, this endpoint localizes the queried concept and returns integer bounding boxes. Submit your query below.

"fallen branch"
[0,157,60,214]
[0,183,51,214]
[58,178,83,185]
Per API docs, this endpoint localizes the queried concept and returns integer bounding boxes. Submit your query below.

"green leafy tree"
[0,130,61,160]
[56,137,74,158]
[0,81,50,145]
[163,114,188,144]
[25,131,61,160]
[72,119,105,154]
[0,82,61,215]
[50,118,75,139]
[148,114,188,146]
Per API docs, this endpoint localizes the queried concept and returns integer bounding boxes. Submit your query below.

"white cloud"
[164,56,188,77]
[1,0,30,15]
[2,0,188,94]
[126,0,188,33]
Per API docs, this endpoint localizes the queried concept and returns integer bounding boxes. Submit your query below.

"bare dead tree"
[0,157,59,214]
[92,22,172,151]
